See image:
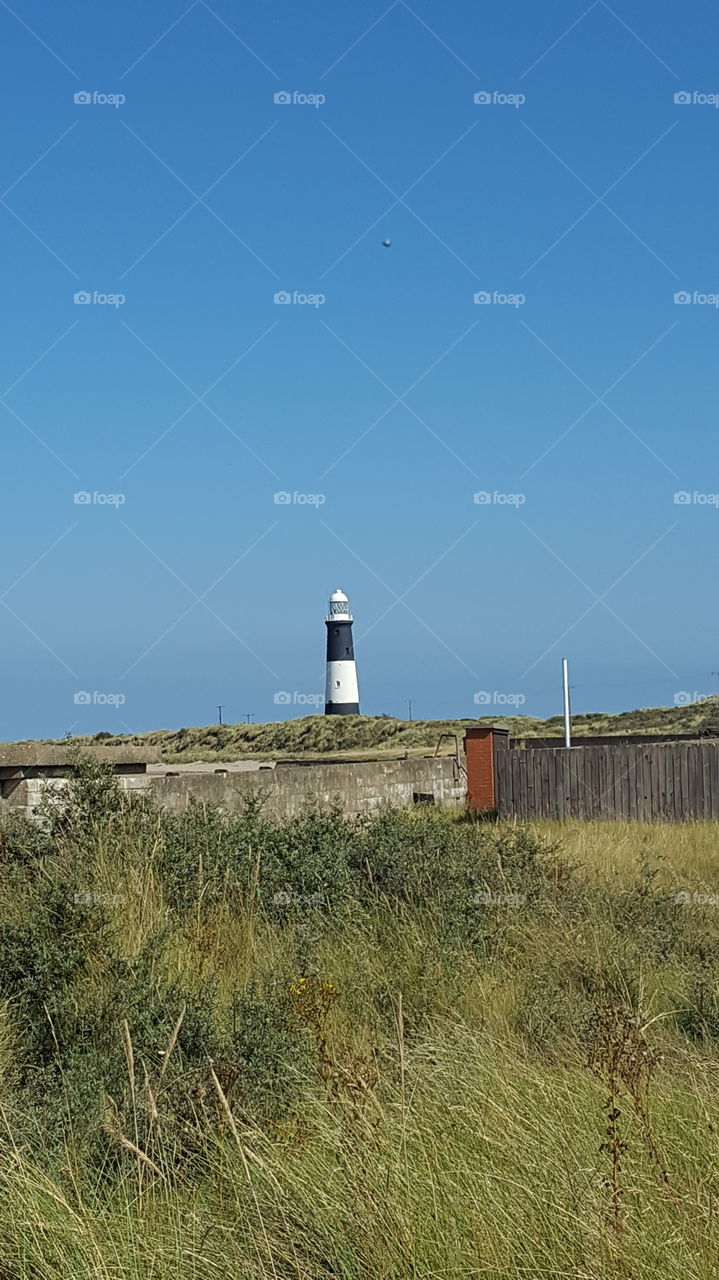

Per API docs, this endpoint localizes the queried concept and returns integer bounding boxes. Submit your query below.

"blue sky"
[1,0,717,738]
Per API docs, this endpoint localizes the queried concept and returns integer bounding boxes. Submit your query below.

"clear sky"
[1,0,717,738]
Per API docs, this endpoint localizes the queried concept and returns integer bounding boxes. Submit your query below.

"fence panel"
[494,742,719,822]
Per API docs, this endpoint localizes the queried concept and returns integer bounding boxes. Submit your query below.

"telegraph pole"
[217,705,223,726]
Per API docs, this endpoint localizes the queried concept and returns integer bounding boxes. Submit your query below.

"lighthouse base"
[325,702,360,716]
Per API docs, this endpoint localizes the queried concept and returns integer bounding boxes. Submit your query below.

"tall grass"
[1,758,719,1276]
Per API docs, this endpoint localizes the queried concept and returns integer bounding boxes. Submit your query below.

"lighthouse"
[325,589,360,715]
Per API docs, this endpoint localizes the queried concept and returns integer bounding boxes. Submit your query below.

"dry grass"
[1,784,719,1277]
[547,818,719,886]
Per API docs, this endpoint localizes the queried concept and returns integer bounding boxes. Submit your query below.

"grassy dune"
[1,760,719,1276]
[20,694,719,762]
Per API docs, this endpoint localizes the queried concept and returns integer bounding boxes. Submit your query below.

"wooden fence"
[495,741,719,821]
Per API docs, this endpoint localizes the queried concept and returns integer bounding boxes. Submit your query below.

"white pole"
[562,658,571,748]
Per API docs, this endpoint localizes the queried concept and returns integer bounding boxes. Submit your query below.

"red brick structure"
[464,727,509,812]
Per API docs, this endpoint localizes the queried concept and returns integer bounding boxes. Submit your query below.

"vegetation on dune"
[15,694,719,763]
[40,713,528,761]
[0,757,718,1274]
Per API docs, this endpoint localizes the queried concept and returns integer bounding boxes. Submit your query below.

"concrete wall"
[1,774,149,822]
[1,757,466,821]
[148,757,465,818]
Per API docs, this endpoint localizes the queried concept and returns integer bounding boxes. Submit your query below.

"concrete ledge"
[0,743,162,770]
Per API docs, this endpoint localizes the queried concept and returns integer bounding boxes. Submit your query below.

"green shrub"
[157,795,266,911]
[0,809,52,867]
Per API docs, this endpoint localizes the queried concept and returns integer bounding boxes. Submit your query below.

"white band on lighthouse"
[325,589,360,716]
[325,660,360,709]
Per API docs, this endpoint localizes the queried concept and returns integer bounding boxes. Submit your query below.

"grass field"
[1,759,719,1277]
[18,694,719,763]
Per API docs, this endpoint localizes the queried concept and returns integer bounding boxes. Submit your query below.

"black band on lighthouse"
[325,620,355,661]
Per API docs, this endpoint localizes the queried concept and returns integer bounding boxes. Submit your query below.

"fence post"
[464,727,509,813]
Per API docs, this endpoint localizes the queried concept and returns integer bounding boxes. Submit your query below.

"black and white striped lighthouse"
[325,588,360,715]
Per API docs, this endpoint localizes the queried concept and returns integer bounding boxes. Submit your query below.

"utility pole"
[217,705,223,726]
[244,713,254,724]
[562,658,572,748]
[408,699,413,721]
